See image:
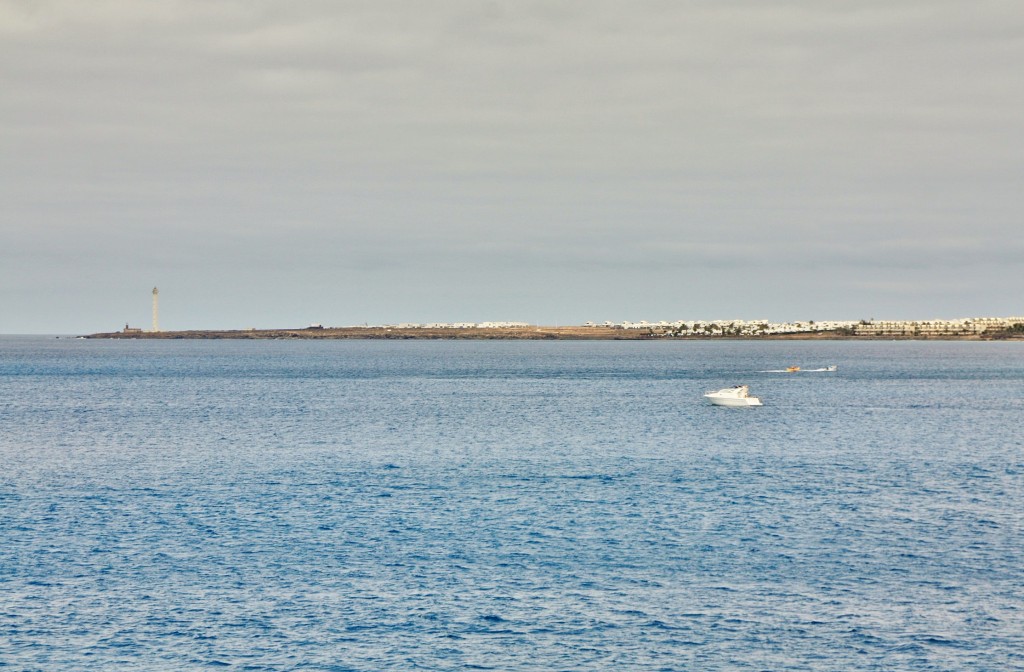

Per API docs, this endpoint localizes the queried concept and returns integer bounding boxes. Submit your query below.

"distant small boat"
[704,385,763,407]
[761,365,837,373]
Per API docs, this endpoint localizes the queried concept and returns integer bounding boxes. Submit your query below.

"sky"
[2,0,1023,333]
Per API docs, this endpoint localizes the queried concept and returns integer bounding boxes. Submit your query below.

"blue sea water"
[1,336,1022,671]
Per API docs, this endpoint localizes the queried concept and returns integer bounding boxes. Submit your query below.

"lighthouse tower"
[152,287,160,332]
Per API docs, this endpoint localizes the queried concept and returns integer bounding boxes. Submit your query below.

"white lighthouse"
[152,287,160,332]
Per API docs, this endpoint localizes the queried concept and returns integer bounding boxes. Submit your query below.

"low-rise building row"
[851,317,1024,337]
[609,319,857,336]
[600,316,1024,337]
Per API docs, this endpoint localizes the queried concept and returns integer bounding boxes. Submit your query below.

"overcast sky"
[2,0,1022,333]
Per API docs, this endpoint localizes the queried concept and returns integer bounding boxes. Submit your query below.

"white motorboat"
[704,385,763,407]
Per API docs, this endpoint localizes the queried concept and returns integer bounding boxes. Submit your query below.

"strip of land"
[84,325,1024,340]
[88,326,653,340]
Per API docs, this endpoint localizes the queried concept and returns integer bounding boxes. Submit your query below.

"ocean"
[1,336,1022,670]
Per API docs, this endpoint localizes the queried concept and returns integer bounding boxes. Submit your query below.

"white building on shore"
[605,316,1024,337]
[852,317,1024,337]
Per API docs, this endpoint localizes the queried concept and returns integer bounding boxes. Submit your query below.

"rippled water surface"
[1,337,1022,670]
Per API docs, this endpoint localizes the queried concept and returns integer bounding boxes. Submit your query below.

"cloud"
[2,1,1023,330]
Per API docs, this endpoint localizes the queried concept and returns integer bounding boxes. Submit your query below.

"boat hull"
[703,384,762,407]
[705,394,762,407]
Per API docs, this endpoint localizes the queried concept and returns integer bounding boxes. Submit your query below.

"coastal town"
[602,316,1024,338]
[95,288,1024,340]
[95,315,1024,340]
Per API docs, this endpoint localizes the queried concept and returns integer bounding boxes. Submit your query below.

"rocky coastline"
[84,325,1024,341]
